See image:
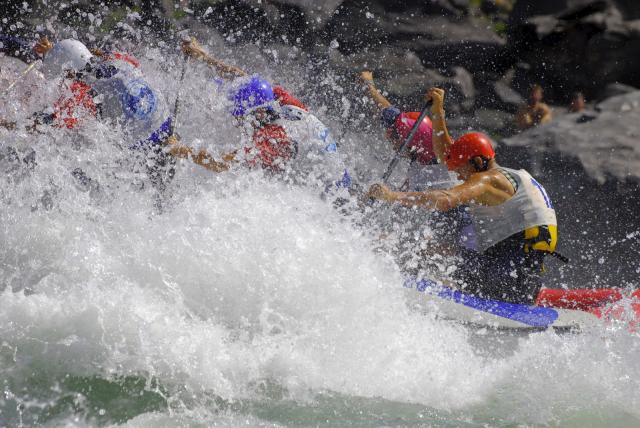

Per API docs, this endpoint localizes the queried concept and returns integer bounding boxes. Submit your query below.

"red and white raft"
[406,279,640,331]
[535,288,640,330]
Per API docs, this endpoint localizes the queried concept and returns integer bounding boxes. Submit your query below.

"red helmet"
[446,132,495,171]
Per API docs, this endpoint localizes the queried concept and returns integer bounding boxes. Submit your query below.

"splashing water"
[1,38,640,428]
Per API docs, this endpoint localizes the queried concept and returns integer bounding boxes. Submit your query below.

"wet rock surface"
[506,0,640,101]
[502,91,640,184]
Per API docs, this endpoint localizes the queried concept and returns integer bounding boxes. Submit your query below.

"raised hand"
[360,70,374,83]
[366,183,393,202]
[181,37,207,59]
[426,87,445,111]
[33,36,53,57]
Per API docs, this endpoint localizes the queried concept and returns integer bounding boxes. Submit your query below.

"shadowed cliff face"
[500,91,640,288]
[5,0,640,102]
[504,92,640,184]
[498,143,640,290]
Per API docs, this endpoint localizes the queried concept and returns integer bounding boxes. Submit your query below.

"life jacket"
[52,80,98,129]
[88,52,169,142]
[278,104,337,151]
[470,167,557,254]
[277,104,353,188]
[101,52,140,68]
[260,86,350,187]
[273,86,307,111]
[245,123,297,172]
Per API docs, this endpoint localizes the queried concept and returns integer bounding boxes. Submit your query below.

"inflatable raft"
[405,279,640,331]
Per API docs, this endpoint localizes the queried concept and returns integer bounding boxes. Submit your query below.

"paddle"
[380,101,431,184]
[364,101,432,205]
[1,62,37,96]
[170,53,189,136]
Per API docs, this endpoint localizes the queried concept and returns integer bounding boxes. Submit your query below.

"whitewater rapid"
[1,44,639,427]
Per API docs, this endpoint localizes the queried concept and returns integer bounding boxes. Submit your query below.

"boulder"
[264,0,344,26]
[328,46,475,112]
[473,108,515,132]
[502,91,640,184]
[389,16,506,74]
[506,1,640,101]
[596,82,639,102]
[320,1,505,71]
[259,0,472,39]
[477,77,525,113]
[508,0,639,25]
[493,80,525,108]
[191,1,276,44]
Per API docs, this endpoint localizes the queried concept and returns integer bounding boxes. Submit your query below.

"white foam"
[1,43,639,428]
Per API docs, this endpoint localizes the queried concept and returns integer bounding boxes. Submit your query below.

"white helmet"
[42,39,93,77]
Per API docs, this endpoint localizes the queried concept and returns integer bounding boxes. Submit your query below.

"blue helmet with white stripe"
[228,75,274,117]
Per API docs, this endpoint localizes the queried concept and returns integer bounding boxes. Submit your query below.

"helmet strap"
[470,156,490,172]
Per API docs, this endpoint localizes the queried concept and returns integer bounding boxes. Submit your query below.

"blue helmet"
[229,75,275,116]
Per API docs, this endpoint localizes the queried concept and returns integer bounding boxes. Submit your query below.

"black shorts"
[429,206,467,245]
[454,233,546,305]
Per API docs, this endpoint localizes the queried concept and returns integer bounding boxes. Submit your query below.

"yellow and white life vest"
[471,168,557,253]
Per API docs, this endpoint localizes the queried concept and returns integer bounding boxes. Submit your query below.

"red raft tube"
[536,288,640,328]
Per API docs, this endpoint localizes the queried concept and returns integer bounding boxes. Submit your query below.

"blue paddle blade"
[407,279,559,328]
